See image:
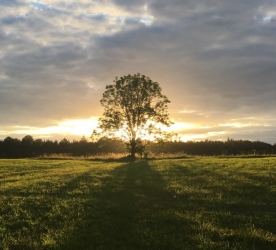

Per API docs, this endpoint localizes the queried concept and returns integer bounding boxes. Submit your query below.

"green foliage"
[94,73,174,158]
[1,157,276,249]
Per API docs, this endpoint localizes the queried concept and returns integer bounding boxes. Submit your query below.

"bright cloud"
[219,123,251,128]
[12,117,99,138]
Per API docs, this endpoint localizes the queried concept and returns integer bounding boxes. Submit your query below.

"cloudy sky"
[1,0,276,143]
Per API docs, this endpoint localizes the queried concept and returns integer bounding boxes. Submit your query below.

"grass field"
[1,157,276,250]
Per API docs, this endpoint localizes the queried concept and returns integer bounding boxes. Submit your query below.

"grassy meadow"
[1,157,276,250]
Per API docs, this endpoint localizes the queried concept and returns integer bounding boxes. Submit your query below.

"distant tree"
[33,139,44,155]
[80,136,88,143]
[21,135,34,157]
[59,138,70,153]
[0,140,3,157]
[79,136,88,156]
[22,135,34,144]
[93,73,174,159]
[3,137,21,158]
[33,139,43,147]
[41,140,58,154]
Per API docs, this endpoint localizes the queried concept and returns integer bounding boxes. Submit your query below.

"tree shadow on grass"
[54,161,198,250]
[3,160,276,250]
[160,162,276,249]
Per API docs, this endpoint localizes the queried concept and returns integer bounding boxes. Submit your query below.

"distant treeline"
[0,135,275,158]
[157,139,275,156]
[0,136,126,158]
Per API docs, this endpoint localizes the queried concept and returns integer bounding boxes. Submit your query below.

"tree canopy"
[93,73,174,158]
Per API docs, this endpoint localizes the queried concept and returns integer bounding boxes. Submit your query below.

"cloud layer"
[1,0,276,142]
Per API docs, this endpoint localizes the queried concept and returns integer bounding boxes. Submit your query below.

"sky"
[1,0,276,143]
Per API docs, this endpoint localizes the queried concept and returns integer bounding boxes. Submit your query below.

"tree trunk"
[130,139,136,160]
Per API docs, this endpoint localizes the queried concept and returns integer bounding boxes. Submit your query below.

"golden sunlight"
[112,121,200,141]
[219,123,251,128]
[13,117,99,138]
[166,122,199,131]
[177,131,227,142]
[10,118,213,142]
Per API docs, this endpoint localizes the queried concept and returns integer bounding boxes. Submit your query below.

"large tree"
[94,73,174,159]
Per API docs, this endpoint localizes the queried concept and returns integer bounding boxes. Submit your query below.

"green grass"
[0,157,276,249]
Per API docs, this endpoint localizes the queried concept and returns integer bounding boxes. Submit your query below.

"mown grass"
[0,157,276,249]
